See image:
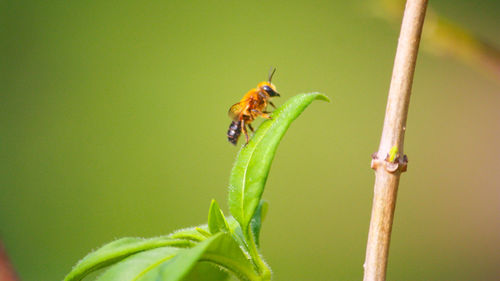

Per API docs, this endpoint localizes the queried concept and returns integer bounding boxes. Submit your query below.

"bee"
[227,68,280,145]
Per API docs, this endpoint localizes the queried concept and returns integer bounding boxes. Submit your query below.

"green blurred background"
[1,1,499,280]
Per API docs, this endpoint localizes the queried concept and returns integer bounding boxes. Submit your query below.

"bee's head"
[257,81,280,97]
[258,68,280,97]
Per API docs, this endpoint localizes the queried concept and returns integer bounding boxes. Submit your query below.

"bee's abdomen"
[227,121,241,145]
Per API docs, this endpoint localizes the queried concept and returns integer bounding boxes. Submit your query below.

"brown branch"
[363,0,428,281]
[0,240,19,281]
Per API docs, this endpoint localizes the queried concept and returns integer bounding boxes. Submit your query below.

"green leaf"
[96,233,259,281]
[208,199,230,234]
[183,262,230,281]
[168,226,209,242]
[172,218,247,253]
[64,237,193,281]
[96,234,222,281]
[225,217,248,252]
[250,201,268,248]
[195,227,212,238]
[199,233,259,281]
[228,93,329,233]
[95,246,180,281]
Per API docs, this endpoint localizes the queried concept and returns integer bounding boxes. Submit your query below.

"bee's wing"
[228,101,246,121]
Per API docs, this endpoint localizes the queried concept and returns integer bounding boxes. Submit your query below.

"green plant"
[64,93,328,281]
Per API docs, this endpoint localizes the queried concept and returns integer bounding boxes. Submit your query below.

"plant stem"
[246,231,271,281]
[363,1,428,281]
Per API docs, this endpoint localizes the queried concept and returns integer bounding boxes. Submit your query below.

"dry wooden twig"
[363,0,428,280]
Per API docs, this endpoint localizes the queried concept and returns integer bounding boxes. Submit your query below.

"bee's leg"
[261,113,272,119]
[269,101,277,108]
[241,120,249,144]
[247,123,254,132]
[251,109,272,119]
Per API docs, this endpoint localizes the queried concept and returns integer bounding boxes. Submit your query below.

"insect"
[227,68,280,145]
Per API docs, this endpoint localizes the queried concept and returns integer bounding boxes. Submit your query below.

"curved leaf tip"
[311,92,330,102]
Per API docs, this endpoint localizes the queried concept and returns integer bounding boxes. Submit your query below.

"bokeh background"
[1,1,499,280]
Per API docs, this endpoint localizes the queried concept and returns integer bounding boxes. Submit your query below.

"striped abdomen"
[227,121,241,145]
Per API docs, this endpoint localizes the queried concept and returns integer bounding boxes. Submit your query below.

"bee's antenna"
[268,67,277,83]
